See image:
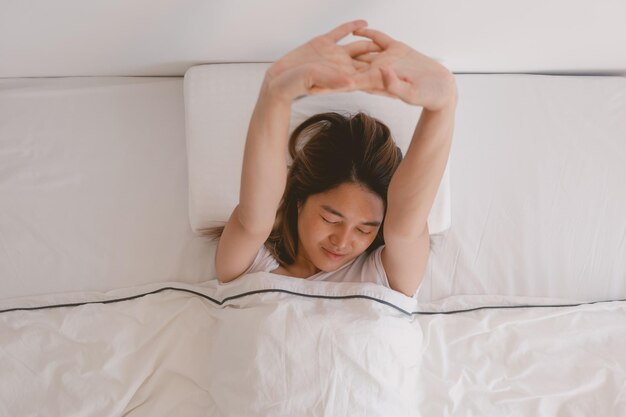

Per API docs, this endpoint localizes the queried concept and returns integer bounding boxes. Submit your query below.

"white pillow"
[184,63,451,234]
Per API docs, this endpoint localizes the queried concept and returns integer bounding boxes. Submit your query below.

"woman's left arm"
[386,91,457,240]
[353,27,458,296]
[383,91,457,297]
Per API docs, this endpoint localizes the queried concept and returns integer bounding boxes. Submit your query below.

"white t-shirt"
[242,244,391,288]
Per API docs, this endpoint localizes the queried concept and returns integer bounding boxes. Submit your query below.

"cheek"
[299,215,325,242]
[361,234,376,247]
[362,230,380,246]
[349,232,375,250]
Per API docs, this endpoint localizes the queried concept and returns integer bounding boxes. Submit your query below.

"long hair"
[199,111,403,267]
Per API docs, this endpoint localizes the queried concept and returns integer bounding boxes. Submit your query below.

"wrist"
[251,78,294,124]
[260,72,294,106]
[424,73,458,111]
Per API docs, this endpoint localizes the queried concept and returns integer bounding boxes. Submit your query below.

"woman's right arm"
[215,79,292,283]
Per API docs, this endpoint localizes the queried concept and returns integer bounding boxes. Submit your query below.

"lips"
[323,247,346,259]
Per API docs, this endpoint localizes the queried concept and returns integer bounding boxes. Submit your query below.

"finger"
[352,27,395,49]
[353,53,377,63]
[307,65,355,94]
[325,20,368,42]
[352,60,369,72]
[342,40,381,58]
[380,66,412,99]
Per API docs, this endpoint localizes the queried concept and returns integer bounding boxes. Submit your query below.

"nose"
[329,227,351,251]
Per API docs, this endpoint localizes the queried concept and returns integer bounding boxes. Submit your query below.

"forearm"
[386,92,457,238]
[238,76,292,234]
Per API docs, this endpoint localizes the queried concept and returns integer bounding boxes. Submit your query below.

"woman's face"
[296,182,384,273]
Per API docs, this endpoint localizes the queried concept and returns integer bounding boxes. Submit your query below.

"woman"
[205,20,457,297]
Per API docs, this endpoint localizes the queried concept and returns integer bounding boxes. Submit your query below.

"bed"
[1,65,625,415]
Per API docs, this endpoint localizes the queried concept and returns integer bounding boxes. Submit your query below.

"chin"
[317,263,340,273]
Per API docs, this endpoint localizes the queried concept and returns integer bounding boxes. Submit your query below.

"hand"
[263,20,382,102]
[352,28,457,111]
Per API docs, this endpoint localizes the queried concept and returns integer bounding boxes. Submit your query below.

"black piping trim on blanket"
[1,286,625,316]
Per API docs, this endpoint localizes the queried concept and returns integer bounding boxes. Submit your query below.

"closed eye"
[323,216,372,235]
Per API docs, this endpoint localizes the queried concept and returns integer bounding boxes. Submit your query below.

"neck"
[287,254,320,278]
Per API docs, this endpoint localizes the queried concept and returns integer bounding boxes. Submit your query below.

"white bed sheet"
[0,77,214,299]
[1,275,624,416]
[422,75,626,302]
[183,69,626,302]
[1,74,625,304]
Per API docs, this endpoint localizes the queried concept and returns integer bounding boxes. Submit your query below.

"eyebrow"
[321,205,382,227]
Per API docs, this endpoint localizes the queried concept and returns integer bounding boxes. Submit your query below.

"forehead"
[307,183,384,220]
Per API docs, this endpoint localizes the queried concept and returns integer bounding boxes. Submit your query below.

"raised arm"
[237,82,291,236]
[353,28,458,296]
[216,20,381,283]
[239,19,377,232]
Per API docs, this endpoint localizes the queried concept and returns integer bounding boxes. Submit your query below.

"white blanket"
[1,274,625,416]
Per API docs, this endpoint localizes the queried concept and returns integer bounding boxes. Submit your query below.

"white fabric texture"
[1,275,625,416]
[242,244,391,289]
[0,77,214,300]
[420,74,626,302]
[185,67,626,301]
[2,73,625,303]
[183,63,452,236]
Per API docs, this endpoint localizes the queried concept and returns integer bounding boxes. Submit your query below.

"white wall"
[1,0,625,77]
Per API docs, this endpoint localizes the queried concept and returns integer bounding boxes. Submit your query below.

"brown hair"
[199,111,403,267]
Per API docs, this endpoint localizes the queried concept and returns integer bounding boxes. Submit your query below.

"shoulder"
[351,245,392,288]
[365,245,388,284]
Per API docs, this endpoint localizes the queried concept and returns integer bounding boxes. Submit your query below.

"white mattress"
[425,75,626,302]
[1,74,625,303]
[0,77,214,300]
[2,73,625,415]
